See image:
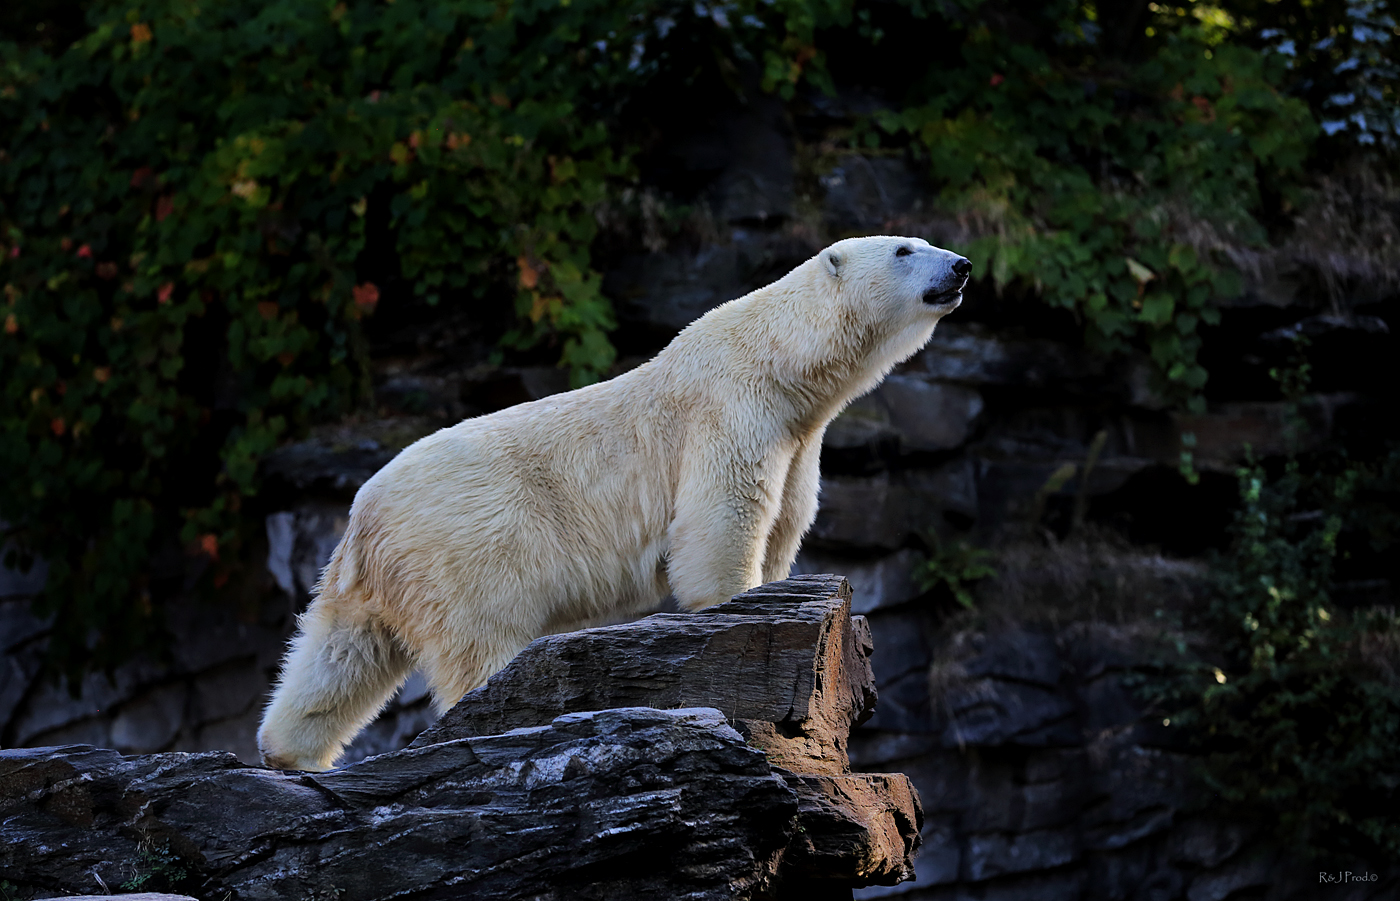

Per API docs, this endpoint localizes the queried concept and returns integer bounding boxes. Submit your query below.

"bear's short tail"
[258,513,410,771]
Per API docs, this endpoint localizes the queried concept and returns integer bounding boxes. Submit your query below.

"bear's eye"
[895,246,913,257]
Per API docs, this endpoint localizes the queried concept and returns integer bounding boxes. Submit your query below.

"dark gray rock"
[825,376,984,457]
[606,231,815,333]
[966,827,1079,881]
[8,662,165,747]
[1023,748,1087,785]
[819,157,923,231]
[109,683,187,754]
[961,630,1062,689]
[911,323,1107,390]
[810,474,910,551]
[861,669,934,735]
[1084,843,1174,901]
[0,552,48,599]
[607,241,752,331]
[1080,735,1188,852]
[1167,817,1252,869]
[810,462,978,551]
[847,731,941,769]
[190,663,265,725]
[793,549,923,615]
[0,634,42,733]
[1184,849,1274,901]
[0,597,48,658]
[35,889,200,895]
[258,418,435,499]
[889,750,976,818]
[0,709,800,901]
[937,678,1077,749]
[879,376,984,453]
[264,502,349,604]
[1078,673,1146,732]
[865,610,937,688]
[954,868,1090,901]
[1,577,924,901]
[704,97,795,225]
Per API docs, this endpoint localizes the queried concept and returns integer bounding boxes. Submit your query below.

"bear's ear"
[821,248,843,278]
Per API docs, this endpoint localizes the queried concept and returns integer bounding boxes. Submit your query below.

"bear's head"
[820,234,970,317]
[813,235,971,392]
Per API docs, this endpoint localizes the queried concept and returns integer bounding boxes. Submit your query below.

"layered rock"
[0,576,921,901]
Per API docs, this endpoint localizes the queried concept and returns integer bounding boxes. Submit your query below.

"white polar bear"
[257,235,970,770]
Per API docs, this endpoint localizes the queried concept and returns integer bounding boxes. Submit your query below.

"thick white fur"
[257,235,969,769]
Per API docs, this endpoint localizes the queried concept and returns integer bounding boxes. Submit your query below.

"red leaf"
[157,282,174,304]
[76,244,92,259]
[352,282,380,310]
[155,195,174,221]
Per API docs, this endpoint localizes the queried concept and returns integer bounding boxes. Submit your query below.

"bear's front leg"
[666,448,782,611]
[761,432,823,583]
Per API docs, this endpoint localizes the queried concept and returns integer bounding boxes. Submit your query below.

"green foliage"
[1163,350,1400,859]
[916,532,997,609]
[120,841,196,894]
[0,0,817,682]
[0,0,1385,685]
[1176,454,1400,859]
[868,0,1317,411]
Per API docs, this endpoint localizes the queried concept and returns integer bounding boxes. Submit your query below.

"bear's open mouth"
[922,287,963,306]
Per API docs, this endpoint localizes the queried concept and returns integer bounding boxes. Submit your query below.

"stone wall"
[3,89,1396,900]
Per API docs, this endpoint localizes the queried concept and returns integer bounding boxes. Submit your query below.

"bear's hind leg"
[418,634,533,716]
[258,601,412,771]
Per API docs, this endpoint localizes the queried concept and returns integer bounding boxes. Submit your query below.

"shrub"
[0,0,820,681]
[1163,345,1400,859]
[863,0,1317,411]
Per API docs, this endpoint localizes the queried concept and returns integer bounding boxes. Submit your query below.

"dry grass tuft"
[1285,165,1400,302]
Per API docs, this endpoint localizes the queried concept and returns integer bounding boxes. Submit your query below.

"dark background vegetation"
[3,0,1398,870]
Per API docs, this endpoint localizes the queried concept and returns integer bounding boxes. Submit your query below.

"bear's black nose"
[953,257,972,277]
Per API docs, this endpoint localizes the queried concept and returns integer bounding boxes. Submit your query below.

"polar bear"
[257,235,970,770]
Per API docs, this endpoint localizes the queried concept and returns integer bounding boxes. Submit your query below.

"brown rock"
[414,574,877,777]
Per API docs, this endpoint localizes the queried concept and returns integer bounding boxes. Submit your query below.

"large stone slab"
[0,709,798,901]
[414,575,876,777]
[2,577,923,900]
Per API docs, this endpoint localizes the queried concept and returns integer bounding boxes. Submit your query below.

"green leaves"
[1,0,837,682]
[916,532,997,610]
[1180,452,1400,860]
[867,2,1316,410]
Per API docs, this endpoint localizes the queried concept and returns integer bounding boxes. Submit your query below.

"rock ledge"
[1,576,921,901]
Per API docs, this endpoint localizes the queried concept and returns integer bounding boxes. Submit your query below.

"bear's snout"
[922,254,971,307]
